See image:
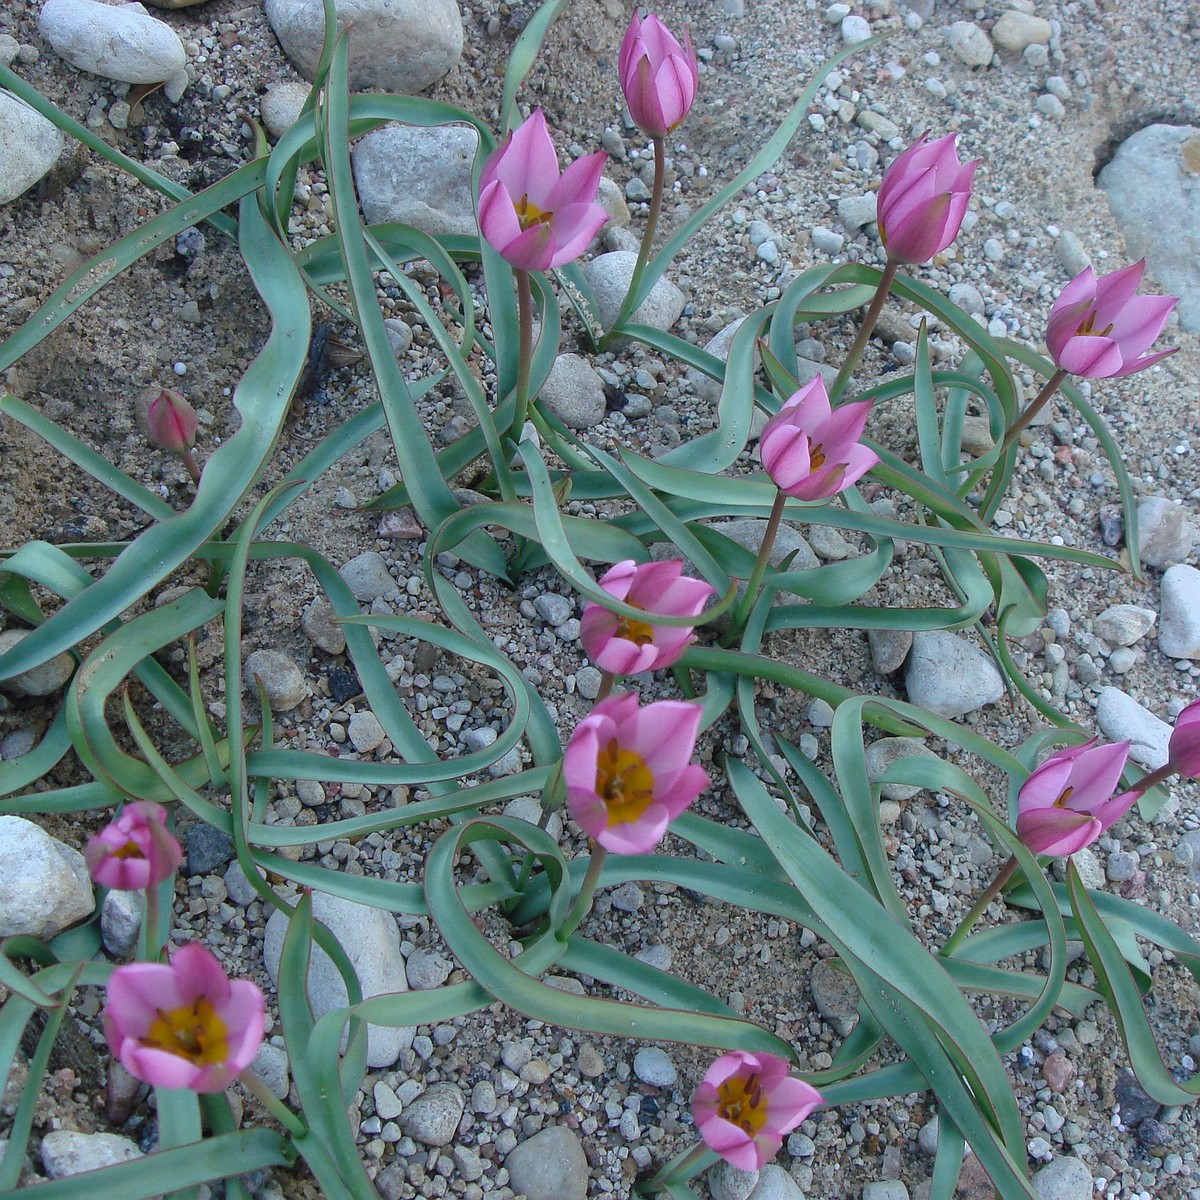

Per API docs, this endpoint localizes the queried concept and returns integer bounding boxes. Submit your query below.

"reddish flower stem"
[940,854,1017,958]
[999,367,1069,454]
[829,258,899,402]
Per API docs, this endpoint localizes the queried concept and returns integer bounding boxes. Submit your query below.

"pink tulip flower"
[145,388,198,454]
[692,1050,823,1171]
[759,377,879,501]
[103,942,265,1093]
[477,109,608,271]
[876,132,978,265]
[1015,739,1133,857]
[564,691,707,855]
[1046,261,1178,379]
[85,801,183,891]
[1169,698,1200,779]
[619,11,699,138]
[580,559,715,675]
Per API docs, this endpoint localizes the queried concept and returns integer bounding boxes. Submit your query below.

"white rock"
[1159,564,1200,658]
[905,631,1004,717]
[837,192,878,230]
[632,1047,677,1087]
[710,1160,759,1200]
[1098,125,1200,332]
[1136,496,1196,567]
[944,21,994,68]
[0,629,75,696]
[39,0,187,85]
[259,81,312,140]
[353,123,480,238]
[1095,687,1171,769]
[865,737,941,801]
[0,93,65,206]
[252,1041,290,1098]
[687,314,748,404]
[749,1165,806,1200]
[1032,1155,1093,1200]
[583,251,685,332]
[991,11,1052,51]
[1094,604,1156,647]
[505,1126,589,1200]
[243,649,307,712]
[41,1131,141,1178]
[503,796,563,842]
[101,889,144,958]
[264,892,415,1067]
[538,354,608,430]
[264,0,463,94]
[340,551,395,601]
[0,817,93,939]
[347,710,386,753]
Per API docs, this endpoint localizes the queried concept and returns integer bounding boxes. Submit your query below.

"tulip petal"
[1054,333,1125,379]
[1107,293,1177,359]
[544,200,609,268]
[1090,259,1146,324]
[476,179,524,255]
[1016,807,1100,856]
[1059,739,1130,809]
[546,150,607,216]
[498,222,556,272]
[1089,788,1139,832]
[495,109,559,207]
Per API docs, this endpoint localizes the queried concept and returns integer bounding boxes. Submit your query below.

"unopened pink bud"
[145,388,198,454]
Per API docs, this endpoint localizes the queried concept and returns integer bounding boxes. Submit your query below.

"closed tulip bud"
[619,11,699,139]
[1168,698,1200,779]
[144,388,198,454]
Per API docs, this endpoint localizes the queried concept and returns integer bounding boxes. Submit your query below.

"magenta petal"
[1091,259,1147,323]
[655,763,708,817]
[173,942,232,1008]
[477,179,524,255]
[594,638,657,676]
[544,200,609,268]
[596,805,670,855]
[546,150,606,215]
[838,442,880,490]
[567,787,610,843]
[563,722,602,794]
[628,701,701,773]
[596,559,639,601]
[1055,334,1124,379]
[770,1076,825,1131]
[123,1044,203,1091]
[1060,740,1130,807]
[1046,297,1094,361]
[1017,808,1099,856]
[498,222,556,272]
[223,980,266,1070]
[107,962,184,1032]
[785,378,833,429]
[579,604,618,661]
[1051,268,1097,317]
[1090,788,1139,832]
[1112,346,1177,377]
[1019,755,1074,812]
[1107,293,1177,358]
[498,109,560,207]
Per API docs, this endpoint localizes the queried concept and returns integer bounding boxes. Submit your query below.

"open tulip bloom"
[580,559,715,676]
[1046,260,1178,380]
[619,11,698,139]
[477,109,608,272]
[85,801,183,891]
[564,692,707,855]
[692,1050,822,1171]
[103,941,265,1093]
[877,132,978,265]
[1015,739,1133,857]
[759,378,879,502]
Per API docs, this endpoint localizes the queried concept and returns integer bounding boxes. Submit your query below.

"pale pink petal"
[593,637,658,676]
[545,200,609,268]
[626,559,684,607]
[563,722,602,795]
[1055,334,1124,379]
[495,109,559,208]
[106,962,184,1033]
[223,980,267,1070]
[627,700,702,774]
[123,1043,204,1091]
[579,604,618,660]
[821,399,874,454]
[1016,808,1099,856]
[596,559,640,602]
[655,763,708,817]
[595,805,670,854]
[786,378,833,429]
[1018,754,1074,813]
[1050,268,1097,318]
[1059,740,1129,808]
[546,150,606,215]
[837,442,880,490]
[1046,296,1094,361]
[1090,788,1140,832]
[1106,293,1177,359]
[1091,259,1147,324]
[498,223,556,272]
[768,1076,825,1132]
[477,179,524,255]
[173,942,232,1009]
[1112,346,1178,377]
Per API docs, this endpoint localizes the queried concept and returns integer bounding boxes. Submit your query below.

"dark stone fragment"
[639,1095,659,1120]
[1138,1118,1171,1153]
[1099,504,1125,547]
[185,824,235,875]
[1115,1069,1161,1129]
[327,666,362,704]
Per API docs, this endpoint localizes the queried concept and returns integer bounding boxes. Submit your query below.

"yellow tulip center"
[614,605,655,647]
[595,738,655,826]
[515,194,554,231]
[808,442,827,470]
[143,998,229,1066]
[716,1072,769,1136]
[1052,785,1075,809]
[1076,313,1114,338]
[111,839,147,860]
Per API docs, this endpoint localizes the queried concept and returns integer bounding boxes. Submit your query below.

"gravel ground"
[2,1,1199,1198]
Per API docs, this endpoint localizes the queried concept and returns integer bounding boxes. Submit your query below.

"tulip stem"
[136,885,162,963]
[509,268,536,447]
[723,490,787,647]
[829,259,899,403]
[607,135,666,341]
[940,854,1017,958]
[559,843,608,941]
[595,670,617,702]
[639,1139,711,1195]
[238,1069,308,1138]
[180,448,202,487]
[1127,761,1175,797]
[999,368,1068,454]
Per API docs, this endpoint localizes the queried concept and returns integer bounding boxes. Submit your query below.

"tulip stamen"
[111,840,147,860]
[716,1070,769,1136]
[596,738,656,824]
[1052,785,1075,809]
[808,442,827,470]
[1075,312,1114,339]
[144,998,229,1066]
[514,194,555,230]
[614,604,655,647]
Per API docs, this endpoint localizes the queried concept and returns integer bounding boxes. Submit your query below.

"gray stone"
[243,650,307,712]
[596,176,630,230]
[251,1042,290,1099]
[224,861,258,906]
[503,796,563,842]
[40,0,186,87]
[0,630,75,696]
[1136,497,1195,567]
[948,282,985,316]
[534,593,573,627]
[841,14,871,44]
[505,1126,588,1200]
[1054,231,1091,277]
[1032,1155,1093,1200]
[1098,125,1200,332]
[185,824,234,875]
[347,710,386,753]
[863,1183,909,1200]
[339,551,395,601]
[0,93,65,206]
[1094,604,1156,647]
[808,524,856,561]
[865,737,941,801]
[710,1161,759,1200]
[811,226,845,255]
[259,81,312,140]
[0,817,93,940]
[868,628,912,674]
[264,892,415,1067]
[715,519,819,574]
[398,1082,464,1147]
[352,124,479,238]
[959,414,995,456]
[945,21,994,68]
[264,0,463,94]
[539,354,607,430]
[991,11,1051,51]
[687,314,748,404]
[1159,564,1200,658]
[584,252,685,331]
[1095,687,1171,769]
[750,1165,806,1200]
[41,1131,141,1178]
[101,889,144,958]
[0,728,37,760]
[405,948,453,990]
[905,631,1004,717]
[302,597,346,655]
[374,1081,403,1120]
[837,193,878,230]
[632,1047,677,1087]
[811,958,859,1035]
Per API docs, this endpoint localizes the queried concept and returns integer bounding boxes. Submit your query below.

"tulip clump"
[103,942,265,1093]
